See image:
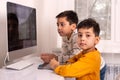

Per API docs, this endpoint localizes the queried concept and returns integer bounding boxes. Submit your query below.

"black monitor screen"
[7,2,37,52]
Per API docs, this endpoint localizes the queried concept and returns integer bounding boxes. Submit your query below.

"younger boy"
[41,10,80,63]
[50,18,101,80]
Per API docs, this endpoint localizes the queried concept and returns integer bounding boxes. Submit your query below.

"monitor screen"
[7,2,37,61]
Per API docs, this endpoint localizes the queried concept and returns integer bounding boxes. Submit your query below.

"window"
[75,0,111,40]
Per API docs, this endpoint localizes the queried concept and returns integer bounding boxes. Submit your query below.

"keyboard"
[6,60,33,70]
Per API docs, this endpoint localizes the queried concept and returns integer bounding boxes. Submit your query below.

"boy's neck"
[67,34,71,40]
[82,47,96,54]
[67,31,74,40]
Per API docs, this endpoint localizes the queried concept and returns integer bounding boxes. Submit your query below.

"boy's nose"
[58,26,62,30]
[81,36,86,41]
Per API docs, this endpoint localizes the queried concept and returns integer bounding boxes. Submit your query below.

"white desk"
[0,57,64,80]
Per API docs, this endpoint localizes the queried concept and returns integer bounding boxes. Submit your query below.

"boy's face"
[57,17,76,37]
[77,27,100,52]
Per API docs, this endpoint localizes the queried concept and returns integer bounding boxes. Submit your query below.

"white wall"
[0,0,74,68]
[0,1,7,68]
[36,0,74,53]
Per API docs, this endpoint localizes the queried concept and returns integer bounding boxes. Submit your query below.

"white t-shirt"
[61,30,80,55]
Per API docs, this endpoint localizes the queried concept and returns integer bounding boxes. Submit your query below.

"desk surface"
[0,57,64,80]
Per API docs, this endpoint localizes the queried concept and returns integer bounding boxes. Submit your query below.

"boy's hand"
[50,58,59,69]
[40,53,57,63]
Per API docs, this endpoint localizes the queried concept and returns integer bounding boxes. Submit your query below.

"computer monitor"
[7,2,37,61]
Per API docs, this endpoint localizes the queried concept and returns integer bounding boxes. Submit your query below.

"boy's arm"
[54,58,93,77]
[50,58,60,69]
[53,52,101,78]
[66,52,81,63]
[40,53,57,63]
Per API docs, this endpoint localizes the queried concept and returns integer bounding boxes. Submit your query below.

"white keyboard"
[6,60,33,70]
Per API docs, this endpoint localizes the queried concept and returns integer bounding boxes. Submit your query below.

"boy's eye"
[57,23,65,27]
[78,34,91,38]
[86,35,90,37]
[60,23,65,26]
[57,23,59,27]
[78,34,82,37]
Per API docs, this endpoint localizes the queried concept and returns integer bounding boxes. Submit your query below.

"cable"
[4,52,9,66]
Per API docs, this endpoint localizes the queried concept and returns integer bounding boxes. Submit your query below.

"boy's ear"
[71,23,76,30]
[95,36,100,45]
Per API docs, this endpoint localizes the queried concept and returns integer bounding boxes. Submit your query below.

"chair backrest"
[100,65,106,80]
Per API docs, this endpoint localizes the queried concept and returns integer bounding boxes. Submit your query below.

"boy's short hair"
[77,18,100,36]
[56,10,78,25]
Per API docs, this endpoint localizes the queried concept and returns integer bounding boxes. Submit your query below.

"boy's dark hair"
[56,10,78,25]
[77,18,100,36]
